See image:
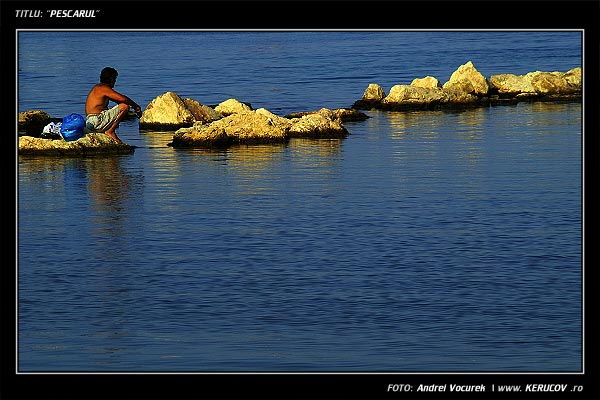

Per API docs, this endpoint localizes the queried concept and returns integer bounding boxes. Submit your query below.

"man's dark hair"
[100,67,118,84]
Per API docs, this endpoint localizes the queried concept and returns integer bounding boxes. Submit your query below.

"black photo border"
[2,1,598,399]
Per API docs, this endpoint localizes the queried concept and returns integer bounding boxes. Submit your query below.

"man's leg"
[104,103,129,142]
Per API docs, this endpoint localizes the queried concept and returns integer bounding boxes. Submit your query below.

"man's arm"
[104,86,142,113]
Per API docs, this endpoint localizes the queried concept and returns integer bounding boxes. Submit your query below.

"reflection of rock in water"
[139,131,178,149]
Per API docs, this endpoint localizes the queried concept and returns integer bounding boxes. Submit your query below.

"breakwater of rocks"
[18,61,581,155]
[351,61,581,111]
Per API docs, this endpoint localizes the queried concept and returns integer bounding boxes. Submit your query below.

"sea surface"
[17,31,583,372]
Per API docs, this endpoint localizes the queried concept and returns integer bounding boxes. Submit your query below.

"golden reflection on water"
[383,108,489,136]
[214,138,345,196]
[378,108,492,198]
[138,130,174,149]
[137,131,346,198]
[371,102,581,202]
[139,131,344,167]
[519,102,582,130]
[381,102,580,137]
[383,108,488,163]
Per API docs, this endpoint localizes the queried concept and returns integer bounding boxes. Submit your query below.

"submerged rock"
[19,133,135,156]
[285,108,370,122]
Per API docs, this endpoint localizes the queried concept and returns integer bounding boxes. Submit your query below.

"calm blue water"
[17,31,582,372]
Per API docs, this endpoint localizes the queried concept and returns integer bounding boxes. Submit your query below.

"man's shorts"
[84,105,121,133]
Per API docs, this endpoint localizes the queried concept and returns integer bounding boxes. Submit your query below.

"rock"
[333,108,370,122]
[139,94,254,130]
[442,60,489,96]
[19,133,135,156]
[562,67,582,87]
[363,83,387,101]
[170,106,349,148]
[443,90,481,106]
[139,91,196,130]
[214,98,253,115]
[287,108,349,139]
[19,109,51,126]
[170,109,289,147]
[285,108,370,122]
[353,83,387,110]
[488,68,582,102]
[411,76,441,89]
[18,110,54,136]
[383,85,447,104]
[488,73,536,97]
[378,85,477,110]
[183,98,224,123]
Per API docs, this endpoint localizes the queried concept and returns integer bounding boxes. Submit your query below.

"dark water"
[17,31,582,372]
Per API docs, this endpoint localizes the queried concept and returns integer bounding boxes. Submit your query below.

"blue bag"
[60,113,86,141]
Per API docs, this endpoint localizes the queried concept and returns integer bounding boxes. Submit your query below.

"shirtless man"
[84,67,142,143]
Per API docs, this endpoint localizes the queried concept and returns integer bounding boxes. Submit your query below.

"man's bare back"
[85,83,140,116]
[84,67,142,143]
[85,83,113,116]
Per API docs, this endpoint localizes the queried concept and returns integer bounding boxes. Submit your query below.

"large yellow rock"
[139,91,196,129]
[443,61,490,96]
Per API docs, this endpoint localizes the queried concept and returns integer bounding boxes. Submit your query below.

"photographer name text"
[387,383,585,394]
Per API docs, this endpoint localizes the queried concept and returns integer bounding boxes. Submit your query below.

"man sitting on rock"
[84,66,142,143]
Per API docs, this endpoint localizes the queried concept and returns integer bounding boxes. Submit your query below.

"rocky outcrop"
[138,91,197,130]
[380,84,479,110]
[170,107,350,148]
[352,61,582,111]
[18,96,367,153]
[140,92,368,138]
[171,108,289,147]
[287,108,351,138]
[488,68,582,99]
[138,92,255,130]
[18,109,138,139]
[18,110,136,155]
[18,110,57,136]
[21,61,578,154]
[135,92,364,147]
[19,133,135,156]
[443,61,490,95]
